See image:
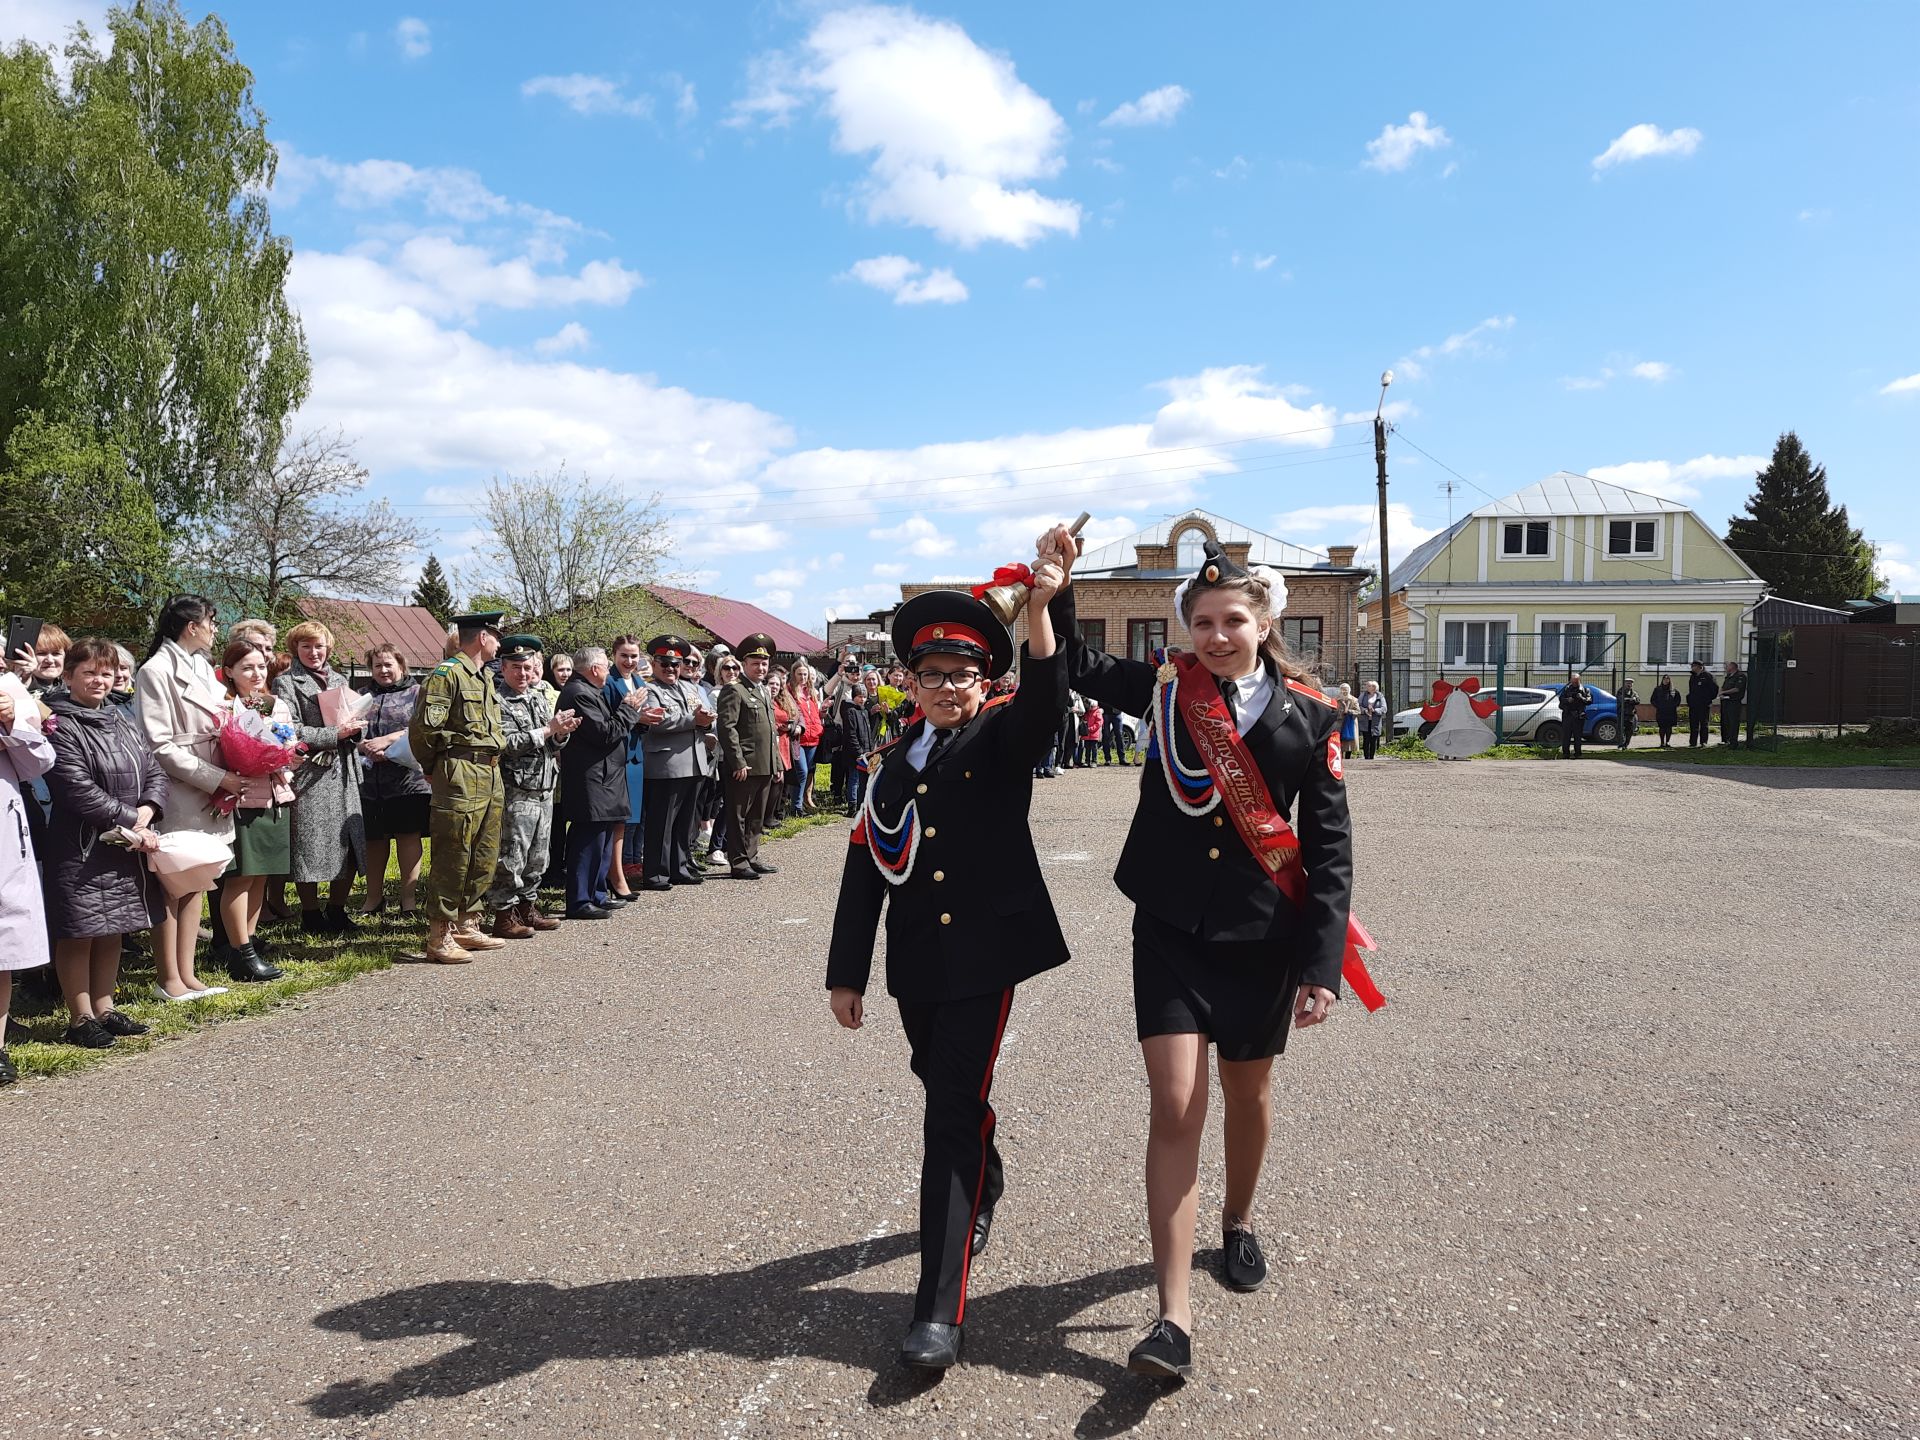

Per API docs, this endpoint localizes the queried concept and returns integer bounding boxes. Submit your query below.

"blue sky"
[13,1,1920,625]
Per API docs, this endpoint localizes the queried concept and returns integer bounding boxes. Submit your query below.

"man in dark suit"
[716,632,784,880]
[556,647,651,919]
[1557,672,1593,758]
[826,552,1069,1372]
[1686,660,1719,748]
[639,634,716,889]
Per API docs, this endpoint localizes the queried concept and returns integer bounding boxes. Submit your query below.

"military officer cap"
[453,610,509,638]
[737,632,777,660]
[648,633,694,660]
[499,633,544,660]
[891,589,1015,680]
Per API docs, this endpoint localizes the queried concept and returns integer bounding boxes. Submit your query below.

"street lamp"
[1373,371,1394,716]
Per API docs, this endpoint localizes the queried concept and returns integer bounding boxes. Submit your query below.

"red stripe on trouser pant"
[953,987,1013,1325]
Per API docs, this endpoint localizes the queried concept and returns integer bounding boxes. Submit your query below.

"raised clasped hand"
[1029,559,1066,604]
[1034,521,1080,575]
[639,705,667,725]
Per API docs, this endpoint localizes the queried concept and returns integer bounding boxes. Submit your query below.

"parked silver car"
[1392,684,1623,746]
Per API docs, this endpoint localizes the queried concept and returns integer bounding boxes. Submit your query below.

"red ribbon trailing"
[969,563,1034,600]
[1170,653,1386,1011]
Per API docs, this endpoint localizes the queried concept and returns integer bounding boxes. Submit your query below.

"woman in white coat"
[0,674,56,1085]
[135,595,241,1000]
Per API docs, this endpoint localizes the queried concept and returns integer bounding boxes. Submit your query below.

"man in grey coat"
[486,636,580,938]
[640,633,717,889]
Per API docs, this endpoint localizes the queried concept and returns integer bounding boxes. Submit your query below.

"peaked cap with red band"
[892,588,1015,680]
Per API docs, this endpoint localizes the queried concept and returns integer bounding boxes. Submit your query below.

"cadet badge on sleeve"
[1327,733,1344,781]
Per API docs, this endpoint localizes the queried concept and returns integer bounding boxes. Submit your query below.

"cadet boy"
[409,611,508,964]
[826,554,1069,1372]
[486,635,581,938]
[716,632,784,880]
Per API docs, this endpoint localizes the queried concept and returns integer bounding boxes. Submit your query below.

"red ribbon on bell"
[970,563,1034,600]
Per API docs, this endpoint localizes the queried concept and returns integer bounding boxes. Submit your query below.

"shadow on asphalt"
[305,1233,1172,1438]
[1605,756,1920,791]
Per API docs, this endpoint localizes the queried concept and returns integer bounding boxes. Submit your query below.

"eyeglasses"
[719,664,742,674]
[912,669,984,689]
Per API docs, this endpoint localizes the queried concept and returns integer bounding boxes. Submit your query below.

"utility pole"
[1373,370,1395,717]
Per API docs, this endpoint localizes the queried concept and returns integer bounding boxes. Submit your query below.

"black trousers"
[1362,730,1379,759]
[642,776,702,881]
[1561,716,1585,757]
[1720,702,1743,747]
[897,988,1013,1325]
[1689,709,1712,746]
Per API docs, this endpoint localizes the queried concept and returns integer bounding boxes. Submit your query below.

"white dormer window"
[1499,519,1552,559]
[1607,518,1661,557]
[1175,527,1209,571]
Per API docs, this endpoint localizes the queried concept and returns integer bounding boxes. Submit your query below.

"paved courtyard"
[3,760,1914,1439]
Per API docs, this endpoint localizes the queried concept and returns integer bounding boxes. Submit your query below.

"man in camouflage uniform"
[409,611,508,963]
[486,635,580,938]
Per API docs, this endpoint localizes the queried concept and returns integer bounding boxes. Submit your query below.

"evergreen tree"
[1725,433,1877,607]
[412,555,456,625]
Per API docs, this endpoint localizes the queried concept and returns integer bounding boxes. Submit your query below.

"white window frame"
[1438,613,1519,671]
[1641,613,1723,669]
[1535,613,1617,669]
[1172,525,1211,572]
[1496,518,1556,562]
[1605,515,1664,560]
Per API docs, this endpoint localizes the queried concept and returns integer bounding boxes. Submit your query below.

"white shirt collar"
[1220,664,1275,731]
[905,719,955,769]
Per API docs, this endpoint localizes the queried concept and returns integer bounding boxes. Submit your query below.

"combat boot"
[520,901,560,933]
[453,915,507,951]
[423,919,472,965]
[492,906,534,940]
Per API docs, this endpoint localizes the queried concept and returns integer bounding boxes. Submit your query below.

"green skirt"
[232,804,293,876]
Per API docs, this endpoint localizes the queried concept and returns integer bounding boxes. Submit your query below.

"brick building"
[897,509,1370,683]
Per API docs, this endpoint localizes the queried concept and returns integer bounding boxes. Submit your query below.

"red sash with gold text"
[1166,653,1385,1011]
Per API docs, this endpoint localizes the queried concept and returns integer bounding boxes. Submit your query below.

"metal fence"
[1747,624,1920,738]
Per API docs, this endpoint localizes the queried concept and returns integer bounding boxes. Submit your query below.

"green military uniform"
[486,635,567,919]
[409,616,507,929]
[717,632,785,876]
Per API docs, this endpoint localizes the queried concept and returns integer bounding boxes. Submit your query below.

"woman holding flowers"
[135,594,240,1001]
[213,640,295,982]
[274,620,366,933]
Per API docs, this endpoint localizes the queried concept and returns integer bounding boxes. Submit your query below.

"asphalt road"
[4,760,1915,1440]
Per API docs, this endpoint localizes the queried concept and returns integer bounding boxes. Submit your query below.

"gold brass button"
[1213,816,1225,827]
[964,770,972,779]
[1208,847,1221,860]
[940,913,952,925]
[933,870,945,882]
[916,783,928,794]
[924,826,937,838]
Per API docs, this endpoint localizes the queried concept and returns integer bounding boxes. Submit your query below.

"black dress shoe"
[1126,1318,1192,1380]
[730,865,760,880]
[0,1048,16,1086]
[642,876,672,892]
[749,860,779,875]
[565,905,613,921]
[62,1018,116,1049]
[1221,1225,1268,1292]
[226,943,282,983]
[94,1009,148,1038]
[899,1320,962,1370]
[324,906,357,934]
[300,910,329,935]
[970,1206,993,1258]
[672,871,705,886]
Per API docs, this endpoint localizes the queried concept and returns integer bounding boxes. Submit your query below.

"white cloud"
[733,6,1080,248]
[273,146,580,231]
[395,17,430,60]
[872,562,909,578]
[1023,275,1046,290]
[1213,155,1249,181]
[1394,315,1515,381]
[1873,541,1918,593]
[681,523,785,556]
[1147,367,1340,448]
[1090,155,1123,175]
[1582,453,1765,503]
[1879,372,1920,396]
[1561,374,1609,392]
[843,254,969,305]
[754,566,810,589]
[672,77,698,122]
[1630,360,1674,382]
[305,240,641,322]
[1274,502,1438,571]
[1592,123,1702,174]
[755,589,796,610]
[869,516,956,557]
[534,322,591,356]
[4,0,108,54]
[1102,84,1189,128]
[1231,251,1279,272]
[521,74,654,119]
[1363,111,1451,173]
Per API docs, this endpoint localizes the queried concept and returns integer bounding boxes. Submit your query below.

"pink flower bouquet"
[213,707,305,816]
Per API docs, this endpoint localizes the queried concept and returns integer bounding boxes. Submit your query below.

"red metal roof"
[646,585,826,655]
[294,599,451,672]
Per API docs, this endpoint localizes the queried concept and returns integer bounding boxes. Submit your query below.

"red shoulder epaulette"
[981,692,1015,713]
[1285,679,1339,708]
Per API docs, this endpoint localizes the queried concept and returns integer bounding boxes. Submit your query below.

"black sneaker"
[1221,1225,1268,1292]
[62,1018,116,1049]
[1126,1318,1192,1380]
[0,1048,16,1086]
[95,1010,149,1038]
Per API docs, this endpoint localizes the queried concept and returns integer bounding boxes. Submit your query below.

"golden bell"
[979,583,1029,627]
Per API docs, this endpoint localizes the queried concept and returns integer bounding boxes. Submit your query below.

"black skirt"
[1132,908,1299,1061]
[362,790,430,841]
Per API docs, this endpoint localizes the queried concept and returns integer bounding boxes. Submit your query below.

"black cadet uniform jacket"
[1050,586,1354,994]
[826,647,1069,1002]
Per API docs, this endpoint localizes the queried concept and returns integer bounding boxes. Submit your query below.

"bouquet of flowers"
[213,706,305,816]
